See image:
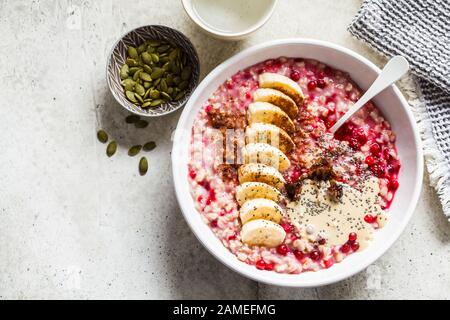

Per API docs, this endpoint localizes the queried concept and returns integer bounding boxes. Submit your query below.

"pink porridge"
[188,57,400,274]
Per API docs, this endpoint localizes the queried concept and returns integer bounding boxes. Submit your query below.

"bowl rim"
[172,38,424,287]
[181,0,278,39]
[106,24,200,117]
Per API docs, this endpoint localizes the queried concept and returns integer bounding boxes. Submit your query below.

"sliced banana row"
[237,73,304,248]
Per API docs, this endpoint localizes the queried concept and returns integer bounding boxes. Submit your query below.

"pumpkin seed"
[137,43,147,54]
[125,115,140,124]
[150,99,164,107]
[106,141,117,157]
[150,68,164,79]
[173,76,181,85]
[153,78,161,86]
[150,53,159,63]
[141,101,152,108]
[120,64,129,79]
[134,83,145,96]
[127,46,138,59]
[97,130,108,143]
[128,145,142,157]
[162,62,170,71]
[174,91,186,101]
[139,72,152,82]
[126,58,138,67]
[148,40,161,47]
[139,156,148,176]
[161,92,172,101]
[141,52,152,65]
[134,93,144,104]
[126,90,137,103]
[179,81,189,90]
[160,79,168,92]
[170,63,181,75]
[122,79,135,91]
[150,89,160,99]
[157,45,170,53]
[169,48,178,61]
[143,141,156,151]
[135,120,149,128]
[160,56,170,64]
[143,81,151,89]
[129,67,141,75]
[146,45,155,53]
[167,87,174,94]
[181,66,192,80]
[133,69,142,81]
[143,64,153,74]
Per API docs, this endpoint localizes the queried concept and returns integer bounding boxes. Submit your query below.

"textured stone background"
[0,0,449,299]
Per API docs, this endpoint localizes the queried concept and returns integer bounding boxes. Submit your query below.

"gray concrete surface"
[0,0,448,299]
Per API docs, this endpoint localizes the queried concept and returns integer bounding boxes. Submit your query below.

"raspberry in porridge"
[188,57,400,274]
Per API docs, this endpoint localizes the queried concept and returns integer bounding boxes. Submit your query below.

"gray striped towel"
[348,0,450,219]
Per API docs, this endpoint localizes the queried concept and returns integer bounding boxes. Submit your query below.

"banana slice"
[235,182,283,205]
[253,88,298,119]
[241,219,286,247]
[242,143,291,172]
[238,163,286,191]
[240,198,284,224]
[245,123,295,154]
[259,73,305,106]
[247,102,295,133]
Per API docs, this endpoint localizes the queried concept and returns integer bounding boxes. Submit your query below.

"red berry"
[206,198,212,205]
[226,82,233,89]
[364,214,376,223]
[352,127,367,144]
[318,71,326,79]
[209,189,216,201]
[371,163,386,177]
[317,79,326,88]
[318,238,326,245]
[205,105,213,113]
[294,250,304,260]
[245,92,252,100]
[340,243,351,253]
[264,263,274,271]
[290,70,301,81]
[256,259,266,270]
[370,143,381,155]
[348,138,361,150]
[210,219,218,228]
[228,234,237,241]
[390,179,399,190]
[276,244,289,255]
[324,259,334,268]
[309,250,321,261]
[348,232,357,242]
[189,169,197,179]
[281,223,293,233]
[307,80,317,91]
[351,241,360,251]
[365,156,375,166]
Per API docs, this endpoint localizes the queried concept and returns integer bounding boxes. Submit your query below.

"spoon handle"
[330,56,409,134]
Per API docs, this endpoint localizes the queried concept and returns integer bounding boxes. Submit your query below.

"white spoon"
[330,56,409,134]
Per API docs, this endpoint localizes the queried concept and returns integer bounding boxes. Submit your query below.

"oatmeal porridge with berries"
[188,57,400,274]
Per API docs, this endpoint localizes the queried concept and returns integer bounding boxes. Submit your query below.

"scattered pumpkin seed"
[150,53,159,63]
[128,145,142,157]
[157,45,170,53]
[179,81,189,90]
[175,91,186,101]
[120,64,129,79]
[135,119,149,128]
[129,67,141,75]
[143,64,153,74]
[106,141,117,157]
[135,93,144,104]
[181,66,192,80]
[160,79,168,92]
[139,157,148,176]
[150,67,164,79]
[143,141,156,151]
[148,40,161,47]
[141,52,152,65]
[142,101,152,108]
[126,58,138,67]
[97,130,108,143]
[125,114,140,123]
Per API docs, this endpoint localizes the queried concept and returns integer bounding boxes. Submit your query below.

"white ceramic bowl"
[172,39,423,287]
[181,0,277,40]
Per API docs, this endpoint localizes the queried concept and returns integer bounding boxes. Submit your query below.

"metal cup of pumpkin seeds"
[107,25,200,117]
